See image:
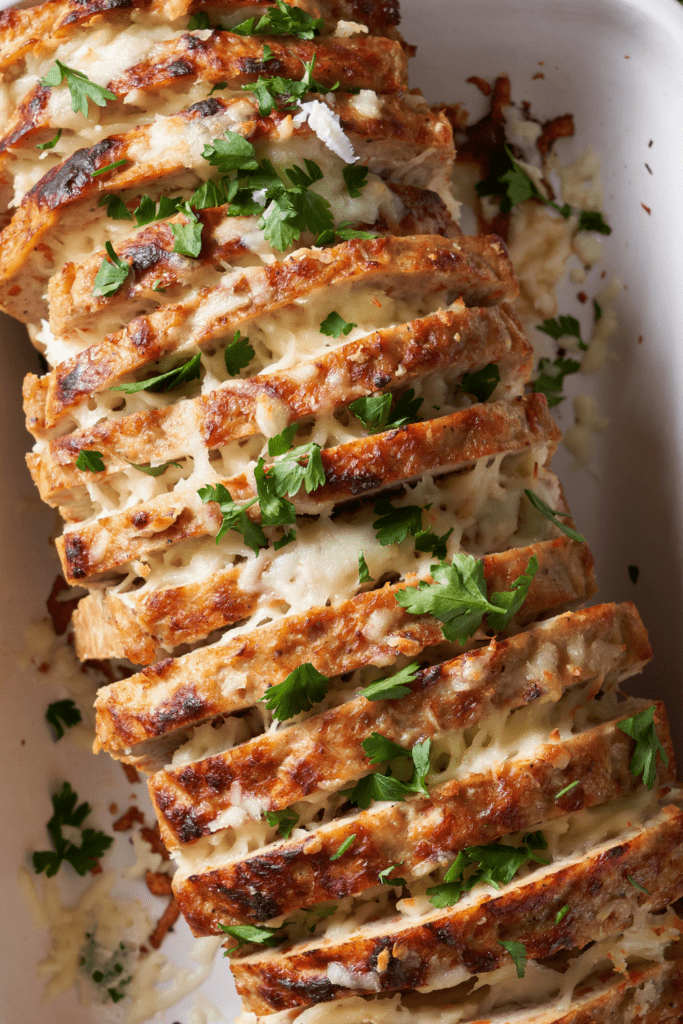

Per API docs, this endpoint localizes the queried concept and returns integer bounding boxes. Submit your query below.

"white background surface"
[1,0,683,1020]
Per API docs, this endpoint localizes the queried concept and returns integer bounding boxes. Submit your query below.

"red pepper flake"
[532,72,545,80]
[638,335,643,345]
[577,292,587,303]
[466,75,492,96]
[641,203,651,215]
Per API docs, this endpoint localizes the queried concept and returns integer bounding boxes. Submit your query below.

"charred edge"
[152,685,212,735]
[27,138,118,208]
[0,88,50,153]
[64,534,89,579]
[185,97,224,118]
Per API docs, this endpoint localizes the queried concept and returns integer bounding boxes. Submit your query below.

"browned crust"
[47,183,456,338]
[3,96,452,322]
[58,395,559,584]
[0,0,402,75]
[173,706,671,931]
[229,805,683,1014]
[25,233,509,439]
[29,302,531,507]
[1,33,407,175]
[149,603,653,850]
[93,537,597,760]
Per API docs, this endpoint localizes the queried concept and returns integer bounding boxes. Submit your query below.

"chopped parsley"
[268,423,300,457]
[372,497,424,547]
[218,923,285,954]
[593,298,603,321]
[223,330,255,376]
[330,834,356,861]
[230,0,323,39]
[76,449,105,473]
[359,662,418,701]
[243,55,335,116]
[378,863,406,886]
[477,145,570,218]
[628,564,639,584]
[92,242,129,297]
[627,875,650,895]
[341,738,431,809]
[91,158,127,177]
[39,61,116,117]
[524,489,586,543]
[349,388,423,434]
[45,699,82,740]
[577,210,612,234]
[187,10,211,29]
[320,311,357,338]
[170,202,203,257]
[535,314,587,350]
[79,932,132,1004]
[498,939,527,978]
[33,782,112,877]
[273,529,296,549]
[261,662,329,721]
[97,194,132,220]
[414,526,453,560]
[342,164,369,198]
[316,221,379,245]
[253,457,296,527]
[262,442,325,498]
[197,483,266,552]
[395,552,538,645]
[264,807,300,839]
[110,352,201,394]
[532,354,580,407]
[133,194,184,226]
[426,832,548,908]
[617,705,669,789]
[127,460,181,476]
[460,363,501,403]
[36,128,62,151]
[358,551,374,584]
[555,904,569,924]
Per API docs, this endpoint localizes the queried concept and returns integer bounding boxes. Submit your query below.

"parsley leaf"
[617,705,669,789]
[187,10,211,29]
[37,128,62,151]
[555,779,580,800]
[555,904,569,924]
[45,699,81,741]
[32,782,112,877]
[320,311,356,338]
[379,863,406,886]
[524,489,585,543]
[342,164,369,198]
[330,834,356,860]
[362,732,412,764]
[170,203,203,257]
[414,527,453,560]
[268,423,300,457]
[342,738,431,809]
[218,923,284,954]
[477,144,570,218]
[253,457,296,526]
[231,0,323,39]
[536,314,587,350]
[224,330,255,376]
[532,355,580,407]
[127,460,181,477]
[499,939,527,978]
[110,352,201,394]
[317,221,379,245]
[358,550,374,584]
[427,835,548,909]
[593,299,603,321]
[261,663,329,721]
[349,388,423,434]
[372,498,424,546]
[134,194,183,226]
[264,808,299,839]
[76,449,105,473]
[198,483,266,552]
[39,61,116,117]
[395,553,538,645]
[242,56,333,116]
[359,662,418,701]
[577,210,612,234]
[266,443,325,496]
[460,363,501,403]
[273,529,296,549]
[92,241,129,297]
[97,193,133,220]
[627,875,650,895]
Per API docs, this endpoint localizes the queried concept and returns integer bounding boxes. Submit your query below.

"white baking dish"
[1,0,682,1019]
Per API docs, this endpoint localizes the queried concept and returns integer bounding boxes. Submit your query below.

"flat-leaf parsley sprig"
[32,782,113,877]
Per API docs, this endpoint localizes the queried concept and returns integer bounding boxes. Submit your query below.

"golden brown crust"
[29,301,530,508]
[25,233,511,439]
[58,395,559,584]
[0,0,402,75]
[3,96,452,322]
[229,805,683,1014]
[149,604,653,850]
[93,537,597,761]
[173,707,672,931]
